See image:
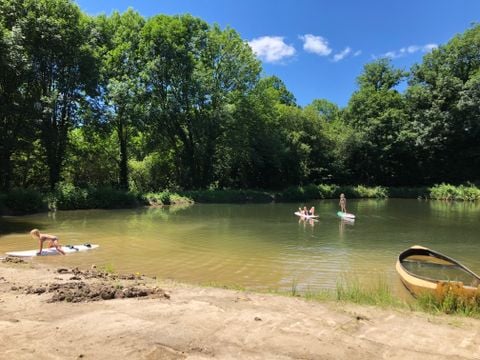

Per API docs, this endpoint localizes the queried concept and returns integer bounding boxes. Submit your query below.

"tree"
[0,11,34,190]
[407,24,480,183]
[95,9,145,190]
[141,15,260,188]
[343,59,414,185]
[17,0,98,189]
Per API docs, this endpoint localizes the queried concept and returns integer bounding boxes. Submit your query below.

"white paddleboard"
[294,211,319,219]
[337,211,356,220]
[6,244,99,257]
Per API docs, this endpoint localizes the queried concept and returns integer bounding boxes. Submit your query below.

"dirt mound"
[23,281,169,303]
[56,267,144,281]
[2,256,26,264]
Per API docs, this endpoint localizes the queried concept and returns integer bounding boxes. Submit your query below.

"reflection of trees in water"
[354,199,387,211]
[0,218,44,235]
[429,200,480,217]
[168,203,194,213]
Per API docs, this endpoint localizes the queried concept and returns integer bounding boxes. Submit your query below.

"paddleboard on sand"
[294,211,319,219]
[337,211,356,220]
[6,244,99,257]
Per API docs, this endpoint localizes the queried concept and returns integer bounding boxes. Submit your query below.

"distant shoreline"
[1,183,478,216]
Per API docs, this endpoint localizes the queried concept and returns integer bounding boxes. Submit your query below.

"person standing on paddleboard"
[339,193,347,213]
[30,229,66,256]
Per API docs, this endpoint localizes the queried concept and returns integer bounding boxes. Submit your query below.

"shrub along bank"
[0,183,479,215]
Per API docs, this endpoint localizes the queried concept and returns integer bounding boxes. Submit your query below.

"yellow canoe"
[396,245,480,298]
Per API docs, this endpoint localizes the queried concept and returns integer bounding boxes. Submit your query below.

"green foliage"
[429,184,480,201]
[51,183,139,210]
[415,291,480,318]
[388,187,429,199]
[51,183,89,210]
[128,152,176,193]
[278,184,387,201]
[182,189,274,203]
[3,189,46,214]
[143,192,192,206]
[407,24,480,184]
[336,276,400,307]
[1,1,479,195]
[63,129,118,188]
[351,185,388,198]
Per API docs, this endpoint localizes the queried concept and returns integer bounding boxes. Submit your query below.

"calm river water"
[1,199,479,295]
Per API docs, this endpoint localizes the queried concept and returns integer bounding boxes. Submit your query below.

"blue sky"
[75,0,479,107]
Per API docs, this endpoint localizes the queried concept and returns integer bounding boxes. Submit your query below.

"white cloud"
[248,36,296,63]
[381,43,438,59]
[333,47,352,62]
[423,43,438,52]
[353,50,362,57]
[299,34,332,56]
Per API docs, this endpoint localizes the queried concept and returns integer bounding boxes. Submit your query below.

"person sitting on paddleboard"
[30,229,66,256]
[300,206,315,216]
[339,193,347,213]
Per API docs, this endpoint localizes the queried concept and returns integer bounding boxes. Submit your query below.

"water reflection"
[1,200,479,295]
[298,217,317,227]
[338,218,354,238]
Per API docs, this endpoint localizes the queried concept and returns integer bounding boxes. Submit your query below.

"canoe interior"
[400,247,480,288]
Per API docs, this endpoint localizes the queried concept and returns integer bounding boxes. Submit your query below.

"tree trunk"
[0,148,12,192]
[117,118,129,190]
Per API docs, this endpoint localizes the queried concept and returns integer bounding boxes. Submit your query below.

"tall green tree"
[141,16,260,188]
[95,9,145,190]
[343,59,415,185]
[17,0,97,189]
[0,10,33,190]
[407,24,480,183]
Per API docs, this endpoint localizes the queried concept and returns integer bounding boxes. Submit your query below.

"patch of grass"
[414,284,480,318]
[290,278,299,297]
[335,276,402,307]
[195,276,480,319]
[200,281,246,291]
[303,287,335,302]
[99,263,116,274]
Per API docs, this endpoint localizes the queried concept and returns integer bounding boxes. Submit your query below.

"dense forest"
[1,0,479,195]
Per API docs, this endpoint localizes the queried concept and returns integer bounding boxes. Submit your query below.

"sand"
[1,259,479,360]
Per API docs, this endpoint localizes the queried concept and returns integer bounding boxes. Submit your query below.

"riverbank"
[2,183,479,215]
[1,259,479,359]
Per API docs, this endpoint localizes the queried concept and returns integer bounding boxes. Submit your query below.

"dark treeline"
[1,0,479,193]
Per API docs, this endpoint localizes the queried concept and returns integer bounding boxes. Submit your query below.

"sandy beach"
[1,258,479,360]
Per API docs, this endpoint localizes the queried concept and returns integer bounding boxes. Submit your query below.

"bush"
[416,282,480,317]
[182,189,273,203]
[51,182,89,210]
[0,193,6,212]
[352,185,388,198]
[3,188,46,214]
[429,183,480,201]
[87,187,139,209]
[51,183,139,210]
[276,184,388,202]
[278,186,309,202]
[144,191,193,206]
[388,187,429,199]
[317,184,338,198]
